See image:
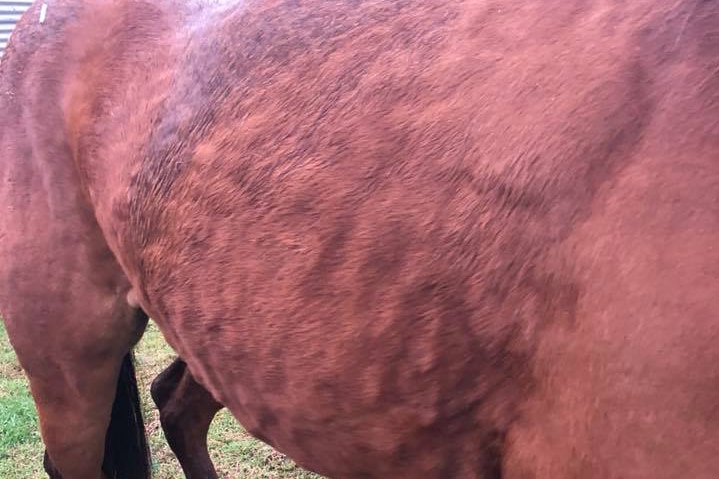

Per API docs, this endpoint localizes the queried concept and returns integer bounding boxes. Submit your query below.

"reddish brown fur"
[2,0,719,478]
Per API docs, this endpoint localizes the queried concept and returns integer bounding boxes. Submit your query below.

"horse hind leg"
[40,338,149,479]
[2,287,151,479]
[151,357,223,479]
[1,281,152,479]
[0,202,152,479]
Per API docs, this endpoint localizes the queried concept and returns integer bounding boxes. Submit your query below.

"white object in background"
[39,4,48,24]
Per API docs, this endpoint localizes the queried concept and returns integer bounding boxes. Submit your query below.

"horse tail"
[102,351,152,479]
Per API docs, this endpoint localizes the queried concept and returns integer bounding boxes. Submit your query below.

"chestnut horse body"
[2,0,719,478]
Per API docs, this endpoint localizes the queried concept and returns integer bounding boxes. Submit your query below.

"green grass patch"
[0,323,43,478]
[0,378,39,456]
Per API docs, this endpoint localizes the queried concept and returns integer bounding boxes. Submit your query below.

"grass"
[0,323,44,478]
[0,321,322,479]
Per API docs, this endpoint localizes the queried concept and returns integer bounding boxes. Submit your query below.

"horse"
[152,357,223,478]
[2,0,719,478]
